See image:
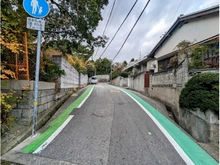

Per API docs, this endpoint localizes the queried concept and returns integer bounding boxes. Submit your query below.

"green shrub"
[120,72,129,78]
[179,72,219,113]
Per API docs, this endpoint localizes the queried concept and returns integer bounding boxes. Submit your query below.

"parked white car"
[90,76,98,84]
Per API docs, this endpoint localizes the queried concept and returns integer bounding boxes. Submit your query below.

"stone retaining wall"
[2,80,61,126]
[179,108,219,143]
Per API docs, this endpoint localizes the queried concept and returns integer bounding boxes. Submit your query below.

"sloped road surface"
[2,84,218,165]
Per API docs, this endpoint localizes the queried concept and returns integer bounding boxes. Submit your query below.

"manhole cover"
[94,109,110,117]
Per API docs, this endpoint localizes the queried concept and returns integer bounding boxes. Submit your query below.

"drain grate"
[94,109,110,117]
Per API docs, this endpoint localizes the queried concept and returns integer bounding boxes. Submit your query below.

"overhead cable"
[113,0,151,61]
[102,0,118,35]
[93,0,118,60]
[99,0,139,59]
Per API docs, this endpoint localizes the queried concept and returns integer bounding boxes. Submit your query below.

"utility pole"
[110,60,113,83]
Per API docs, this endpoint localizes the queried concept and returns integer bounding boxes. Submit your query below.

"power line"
[93,0,118,60]
[102,0,118,36]
[113,0,151,61]
[170,0,183,24]
[99,0,139,59]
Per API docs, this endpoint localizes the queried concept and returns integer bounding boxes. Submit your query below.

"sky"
[92,0,219,63]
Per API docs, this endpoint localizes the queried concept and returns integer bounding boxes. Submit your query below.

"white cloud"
[93,0,219,63]
[199,0,219,9]
[145,18,169,39]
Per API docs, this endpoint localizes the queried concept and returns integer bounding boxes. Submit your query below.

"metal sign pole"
[23,0,49,137]
[32,30,42,136]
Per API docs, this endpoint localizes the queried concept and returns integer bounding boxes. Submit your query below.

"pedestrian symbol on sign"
[31,0,39,14]
[39,7,43,14]
[23,0,50,18]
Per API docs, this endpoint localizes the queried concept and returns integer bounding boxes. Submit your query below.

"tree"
[188,45,207,70]
[43,0,109,59]
[130,58,135,62]
[1,0,36,66]
[123,61,128,66]
[67,54,94,74]
[1,1,109,66]
[95,58,111,75]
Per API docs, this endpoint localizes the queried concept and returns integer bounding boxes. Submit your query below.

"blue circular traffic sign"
[23,0,50,18]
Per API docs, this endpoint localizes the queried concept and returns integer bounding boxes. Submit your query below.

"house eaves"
[148,5,219,58]
[156,34,219,61]
[123,59,142,71]
[139,56,153,64]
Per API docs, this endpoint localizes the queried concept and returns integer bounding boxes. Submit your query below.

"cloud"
[199,0,219,9]
[93,0,219,63]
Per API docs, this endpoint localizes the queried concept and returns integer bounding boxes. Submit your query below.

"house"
[124,5,219,73]
[122,4,219,119]
[120,5,219,143]
[123,5,219,92]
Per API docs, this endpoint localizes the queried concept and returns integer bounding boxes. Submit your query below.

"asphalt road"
[37,84,186,165]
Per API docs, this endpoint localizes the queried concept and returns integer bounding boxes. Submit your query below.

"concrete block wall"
[111,76,128,87]
[53,56,79,88]
[96,75,110,82]
[151,70,175,88]
[2,80,56,126]
[52,56,88,89]
[80,73,89,86]
[131,73,145,92]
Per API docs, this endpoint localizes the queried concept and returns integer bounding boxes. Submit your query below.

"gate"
[144,72,150,87]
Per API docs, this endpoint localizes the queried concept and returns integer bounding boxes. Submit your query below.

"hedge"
[179,72,219,113]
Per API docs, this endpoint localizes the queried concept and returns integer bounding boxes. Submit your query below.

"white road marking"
[33,86,95,154]
[78,85,95,108]
[119,89,195,165]
[33,115,74,154]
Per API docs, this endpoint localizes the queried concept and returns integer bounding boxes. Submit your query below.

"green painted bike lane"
[112,86,218,165]
[22,85,94,153]
[22,84,218,165]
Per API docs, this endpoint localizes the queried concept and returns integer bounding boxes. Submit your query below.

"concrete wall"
[111,76,128,87]
[151,60,188,109]
[155,13,219,59]
[150,60,219,143]
[130,72,145,92]
[2,80,57,126]
[96,75,110,82]
[114,59,219,143]
[1,56,89,154]
[80,73,89,86]
[179,108,219,143]
[147,59,157,72]
[52,56,88,88]
[2,57,88,126]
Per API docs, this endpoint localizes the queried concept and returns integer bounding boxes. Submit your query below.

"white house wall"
[147,59,158,72]
[155,13,219,59]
